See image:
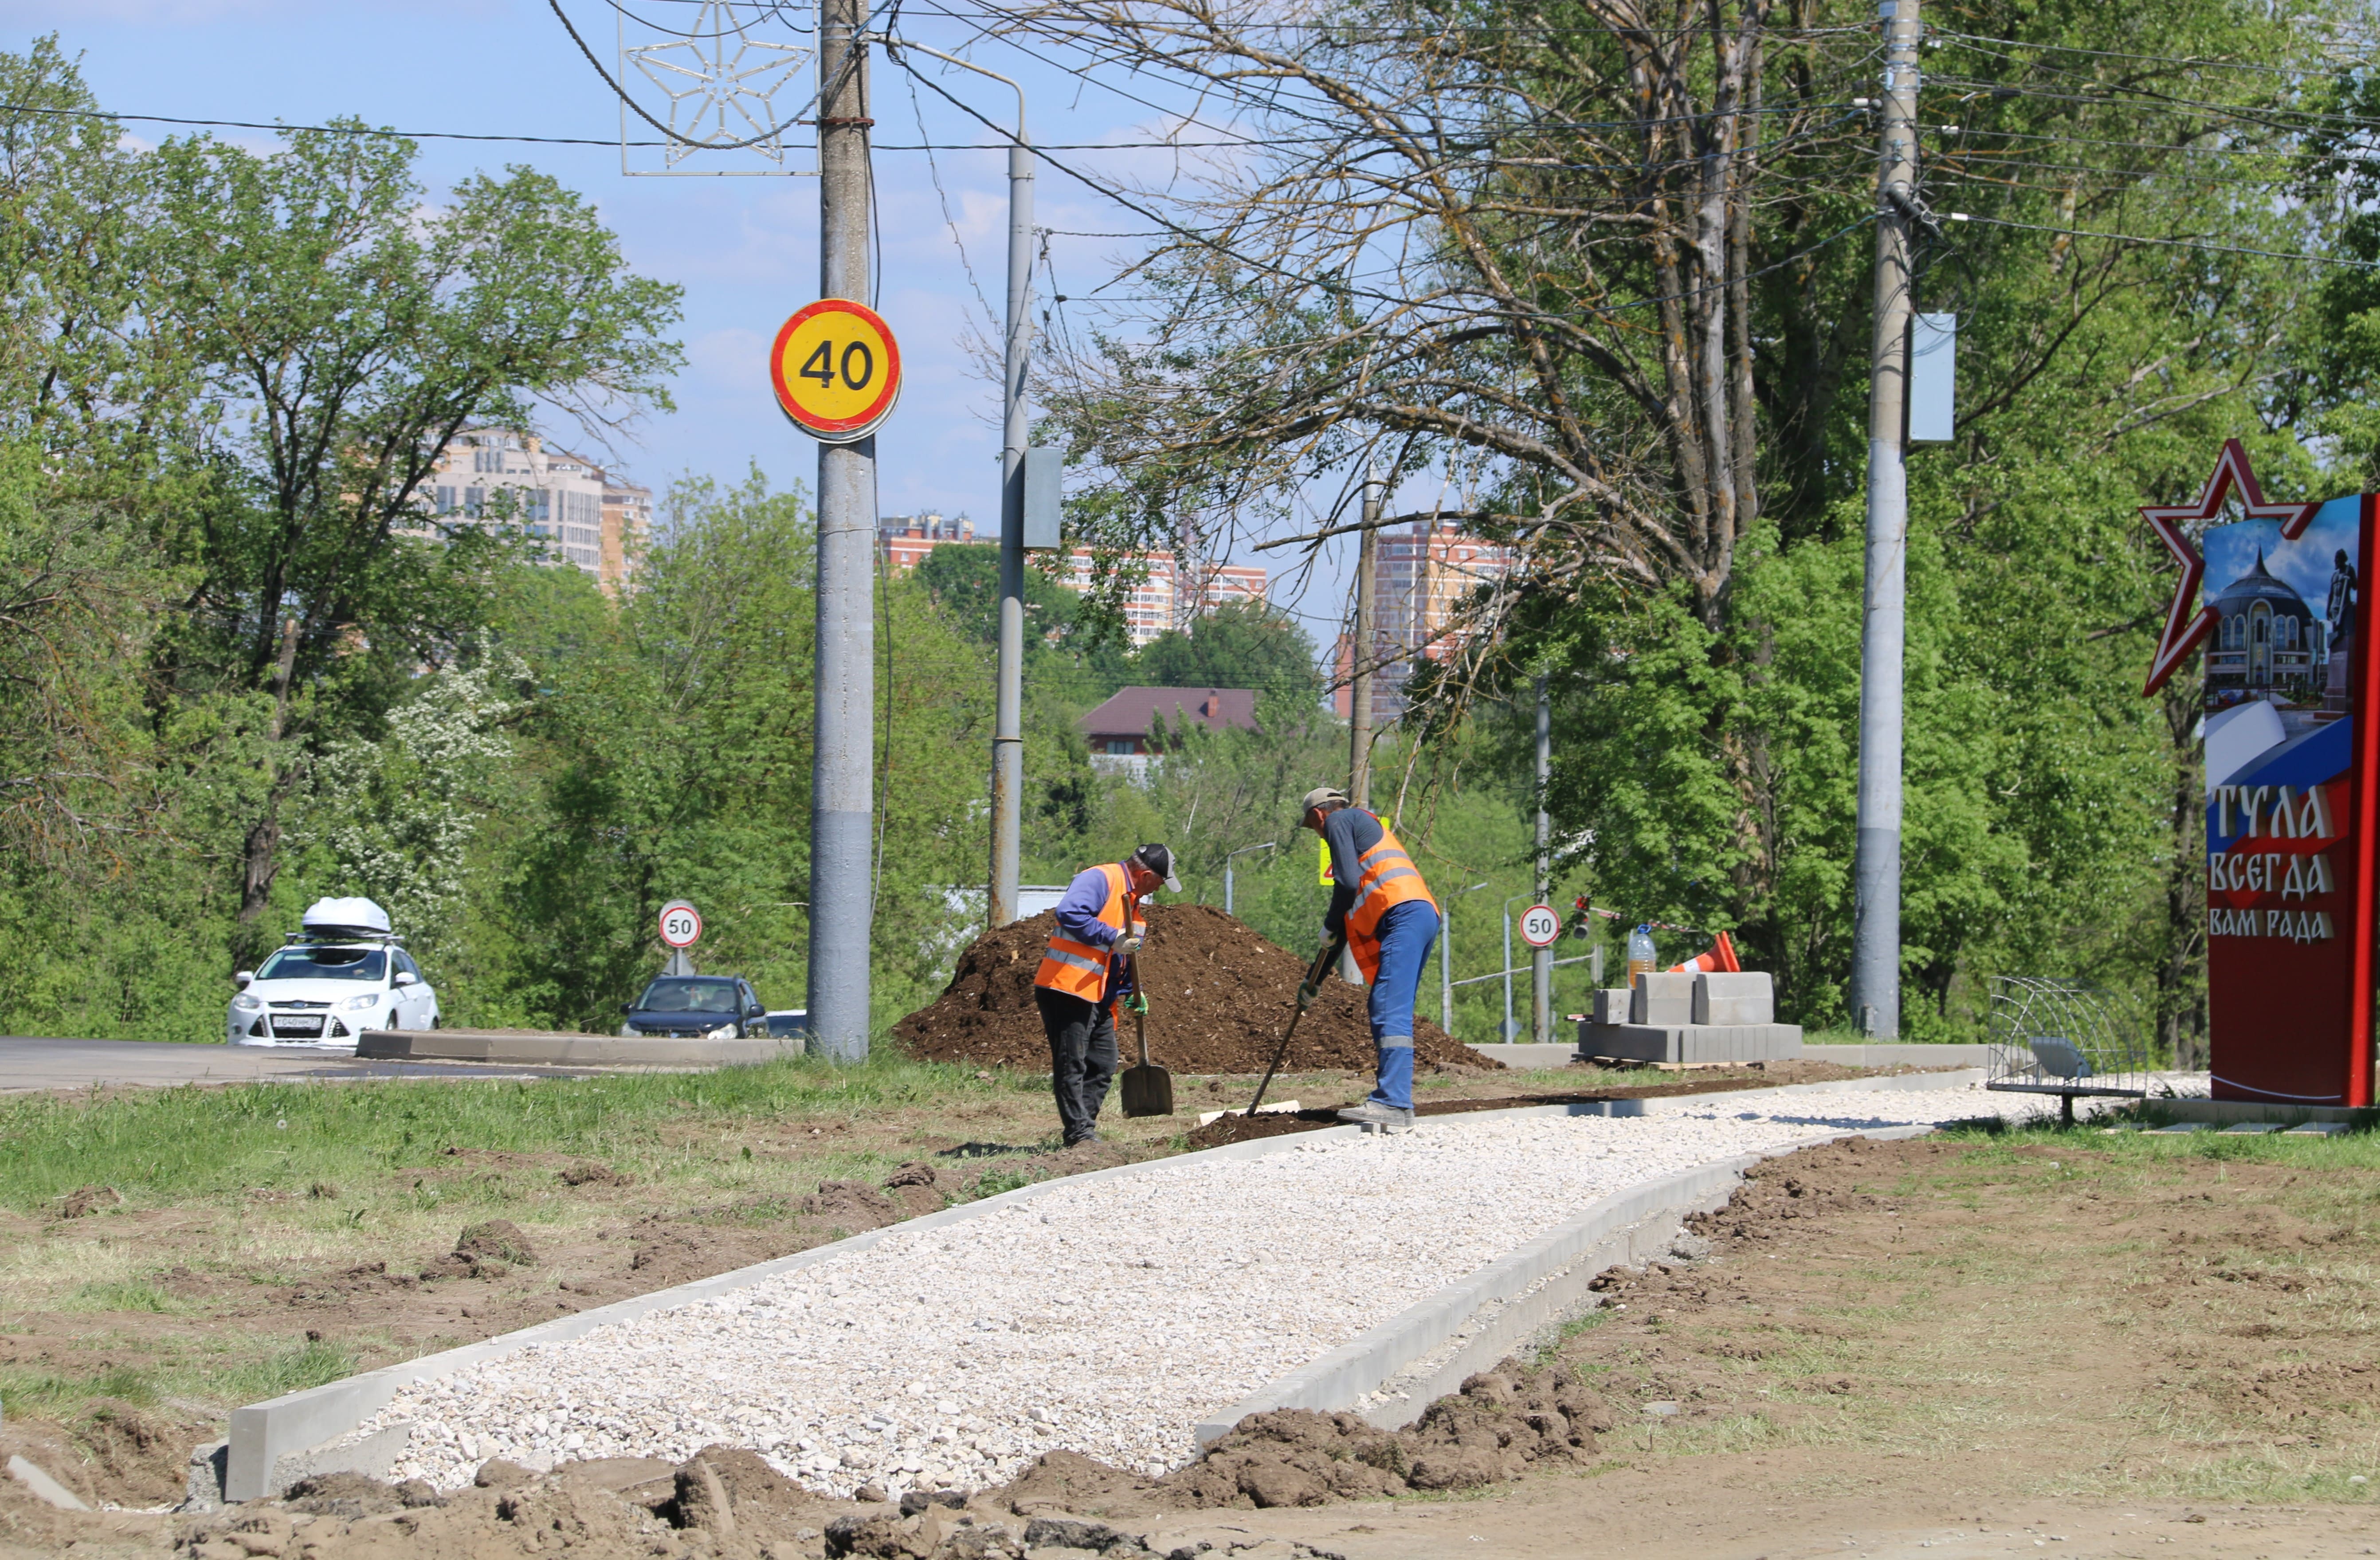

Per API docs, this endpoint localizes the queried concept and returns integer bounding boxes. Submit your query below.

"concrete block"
[1631,972,1694,1026]
[1592,988,1632,1025]
[2288,1121,2350,1135]
[1693,971,1774,1026]
[7,1455,87,1511]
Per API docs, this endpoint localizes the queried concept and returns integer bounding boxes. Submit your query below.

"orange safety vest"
[1034,863,1135,1001]
[1344,816,1438,982]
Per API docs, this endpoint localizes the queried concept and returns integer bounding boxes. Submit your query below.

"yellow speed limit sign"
[770,298,902,441]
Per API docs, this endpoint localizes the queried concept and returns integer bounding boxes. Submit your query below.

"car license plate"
[272,1017,324,1037]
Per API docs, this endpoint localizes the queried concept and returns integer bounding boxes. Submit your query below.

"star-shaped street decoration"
[628,4,812,166]
[2139,438,2321,697]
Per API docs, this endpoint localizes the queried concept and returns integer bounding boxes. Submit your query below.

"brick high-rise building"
[878,510,982,575]
[425,430,651,594]
[1333,520,1514,718]
[1055,549,1270,647]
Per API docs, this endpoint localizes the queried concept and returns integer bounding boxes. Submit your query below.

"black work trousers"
[1035,985,1117,1145]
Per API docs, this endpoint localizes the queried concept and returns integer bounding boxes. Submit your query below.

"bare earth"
[8,1090,2380,1555]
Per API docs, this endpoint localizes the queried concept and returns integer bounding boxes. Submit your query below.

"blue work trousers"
[1365,899,1439,1110]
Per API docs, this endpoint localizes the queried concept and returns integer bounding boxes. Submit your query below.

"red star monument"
[2140,438,2321,696]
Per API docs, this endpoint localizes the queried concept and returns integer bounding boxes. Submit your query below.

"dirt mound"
[895,903,1488,1074]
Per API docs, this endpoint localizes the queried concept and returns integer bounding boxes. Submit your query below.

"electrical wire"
[547,0,837,151]
[1942,208,2372,265]
[908,70,998,329]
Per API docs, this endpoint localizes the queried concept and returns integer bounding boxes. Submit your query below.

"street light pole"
[889,40,1033,932]
[1532,673,1552,1045]
[1501,894,1529,1042]
[1223,840,1277,917]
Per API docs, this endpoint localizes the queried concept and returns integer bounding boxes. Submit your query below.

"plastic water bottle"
[1626,924,1658,984]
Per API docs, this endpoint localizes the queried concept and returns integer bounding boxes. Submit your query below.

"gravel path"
[364,1082,2038,1495]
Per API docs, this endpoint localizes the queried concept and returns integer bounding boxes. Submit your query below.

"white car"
[228,941,440,1048]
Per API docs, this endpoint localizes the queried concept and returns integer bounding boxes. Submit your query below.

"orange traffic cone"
[1666,929,1741,974]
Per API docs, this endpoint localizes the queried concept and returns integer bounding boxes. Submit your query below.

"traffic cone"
[1666,929,1741,974]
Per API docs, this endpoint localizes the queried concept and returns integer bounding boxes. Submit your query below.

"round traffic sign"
[658,899,703,949]
[1518,904,1562,948]
[770,299,902,441]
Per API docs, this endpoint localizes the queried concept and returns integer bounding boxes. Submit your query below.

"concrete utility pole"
[1348,465,1381,807]
[1849,0,1923,1041]
[808,0,875,1062]
[989,87,1034,929]
[1342,465,1381,986]
[1532,674,1552,1044]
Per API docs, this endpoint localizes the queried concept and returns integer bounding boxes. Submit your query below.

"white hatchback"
[228,942,440,1048]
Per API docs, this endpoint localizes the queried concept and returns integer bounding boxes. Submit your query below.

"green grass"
[0,1338,357,1421]
[0,1055,1038,1213]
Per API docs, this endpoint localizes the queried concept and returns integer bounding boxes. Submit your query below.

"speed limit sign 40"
[1518,904,1562,948]
[658,900,703,950]
[770,298,902,442]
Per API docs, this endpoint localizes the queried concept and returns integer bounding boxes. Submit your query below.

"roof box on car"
[300,897,392,939]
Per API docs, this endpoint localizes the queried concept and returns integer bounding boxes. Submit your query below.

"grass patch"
[0,1054,1028,1212]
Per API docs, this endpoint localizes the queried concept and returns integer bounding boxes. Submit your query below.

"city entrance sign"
[2142,439,2379,1106]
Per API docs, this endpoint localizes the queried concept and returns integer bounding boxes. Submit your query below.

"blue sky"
[3,0,1361,650]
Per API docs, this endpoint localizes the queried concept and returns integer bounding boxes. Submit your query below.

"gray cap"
[1131,843,1182,893]
[1300,786,1349,815]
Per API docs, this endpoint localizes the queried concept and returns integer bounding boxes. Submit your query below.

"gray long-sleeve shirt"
[1321,807,1385,936]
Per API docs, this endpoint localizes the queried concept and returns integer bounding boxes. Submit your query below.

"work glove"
[1116,933,1145,956]
[1295,977,1320,1011]
[1124,991,1149,1015]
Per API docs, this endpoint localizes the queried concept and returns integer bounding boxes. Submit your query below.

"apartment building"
[1333,519,1515,718]
[425,430,646,591]
[878,510,981,575]
[1054,549,1270,647]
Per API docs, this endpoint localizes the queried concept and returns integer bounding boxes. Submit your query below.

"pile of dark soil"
[894,903,1488,1074]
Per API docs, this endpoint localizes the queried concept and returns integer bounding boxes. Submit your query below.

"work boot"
[1334,1101,1415,1134]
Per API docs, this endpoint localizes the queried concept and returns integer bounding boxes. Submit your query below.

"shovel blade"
[1119,1062,1174,1117]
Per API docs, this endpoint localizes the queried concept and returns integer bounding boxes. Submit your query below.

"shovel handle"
[1247,936,1343,1117]
[1127,951,1152,1067]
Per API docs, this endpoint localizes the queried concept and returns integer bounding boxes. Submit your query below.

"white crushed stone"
[360,1082,2040,1496]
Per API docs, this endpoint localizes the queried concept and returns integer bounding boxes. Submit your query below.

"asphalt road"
[0,1036,597,1094]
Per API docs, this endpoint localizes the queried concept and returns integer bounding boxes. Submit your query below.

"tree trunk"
[235,614,302,960]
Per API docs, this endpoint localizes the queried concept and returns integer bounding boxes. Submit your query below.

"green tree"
[1135,600,1321,701]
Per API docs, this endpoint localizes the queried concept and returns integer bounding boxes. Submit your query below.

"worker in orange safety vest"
[1033,843,1180,1145]
[1298,787,1439,1133]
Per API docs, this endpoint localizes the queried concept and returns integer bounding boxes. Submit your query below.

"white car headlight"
[341,992,383,1011]
[705,1022,737,1040]
[232,993,262,1011]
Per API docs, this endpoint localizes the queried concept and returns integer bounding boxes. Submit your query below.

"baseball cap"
[1300,786,1349,815]
[1132,843,1182,893]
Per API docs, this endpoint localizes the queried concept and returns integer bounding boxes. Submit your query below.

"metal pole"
[1850,0,1922,1040]
[989,133,1035,929]
[1532,673,1551,1044]
[1502,894,1527,1041]
[808,0,874,1062]
[1443,881,1486,1036]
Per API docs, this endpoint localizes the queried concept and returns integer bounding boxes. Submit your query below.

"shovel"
[1117,950,1174,1117]
[1246,934,1346,1118]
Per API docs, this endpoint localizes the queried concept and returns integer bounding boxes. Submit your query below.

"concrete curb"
[356,1031,804,1067]
[1191,1121,1944,1443]
[223,1069,1990,1501]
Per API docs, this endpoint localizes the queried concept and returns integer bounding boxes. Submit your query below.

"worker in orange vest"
[1032,843,1180,1146]
[1298,787,1439,1133]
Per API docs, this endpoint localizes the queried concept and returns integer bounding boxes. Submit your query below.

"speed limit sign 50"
[658,899,703,950]
[1517,904,1562,948]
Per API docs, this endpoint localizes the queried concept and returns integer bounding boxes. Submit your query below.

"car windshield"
[256,946,386,982]
[636,978,741,1014]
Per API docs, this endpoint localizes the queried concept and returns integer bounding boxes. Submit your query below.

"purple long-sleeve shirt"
[1054,863,1139,1001]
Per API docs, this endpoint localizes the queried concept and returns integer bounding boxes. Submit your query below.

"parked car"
[764,1009,808,1041]
[620,975,769,1039]
[229,897,438,1048]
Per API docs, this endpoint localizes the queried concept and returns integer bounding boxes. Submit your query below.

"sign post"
[658,898,703,978]
[2142,439,2378,1105]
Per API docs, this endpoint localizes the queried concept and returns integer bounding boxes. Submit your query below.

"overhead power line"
[1943,208,2371,265]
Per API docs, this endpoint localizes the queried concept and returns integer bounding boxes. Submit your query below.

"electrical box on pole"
[1908,313,1957,444]
[1022,446,1063,550]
